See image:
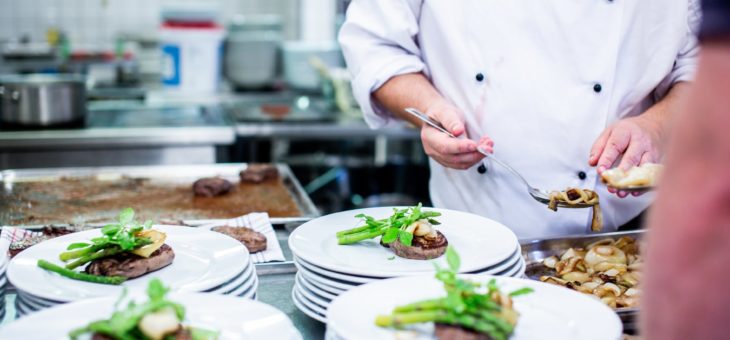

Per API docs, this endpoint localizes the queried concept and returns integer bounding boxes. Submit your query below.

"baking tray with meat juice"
[521,230,644,334]
[0,164,319,227]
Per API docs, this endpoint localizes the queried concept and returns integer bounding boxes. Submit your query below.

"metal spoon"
[404,107,595,209]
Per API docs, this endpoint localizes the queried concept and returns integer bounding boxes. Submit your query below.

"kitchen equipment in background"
[282,41,344,92]
[224,15,283,90]
[159,4,224,95]
[0,74,86,128]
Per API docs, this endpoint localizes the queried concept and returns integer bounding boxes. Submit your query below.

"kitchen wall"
[0,0,336,52]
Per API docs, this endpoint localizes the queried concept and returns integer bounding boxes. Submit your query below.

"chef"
[339,0,700,239]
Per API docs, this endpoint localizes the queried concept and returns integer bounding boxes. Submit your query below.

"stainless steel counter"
[0,103,235,169]
[235,118,420,140]
[0,103,234,150]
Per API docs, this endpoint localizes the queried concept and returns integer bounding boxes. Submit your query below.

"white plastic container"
[160,24,224,95]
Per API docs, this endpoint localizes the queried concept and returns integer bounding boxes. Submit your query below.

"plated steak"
[85,244,175,279]
[212,226,267,253]
[192,177,232,197]
[435,324,491,340]
[239,164,278,183]
[389,230,448,260]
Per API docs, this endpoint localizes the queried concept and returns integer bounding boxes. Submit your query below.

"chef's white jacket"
[339,0,700,239]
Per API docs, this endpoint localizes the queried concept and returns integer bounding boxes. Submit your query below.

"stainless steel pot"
[0,74,87,127]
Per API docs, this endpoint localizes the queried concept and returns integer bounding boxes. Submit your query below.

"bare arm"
[373,72,494,169]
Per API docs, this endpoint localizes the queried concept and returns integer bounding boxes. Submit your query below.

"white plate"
[231,275,259,298]
[222,266,257,295]
[17,294,56,310]
[327,274,622,340]
[208,260,255,295]
[8,225,249,302]
[1,292,302,339]
[298,266,348,295]
[296,273,338,300]
[17,293,53,310]
[295,262,358,291]
[296,279,331,308]
[289,207,518,278]
[292,287,327,323]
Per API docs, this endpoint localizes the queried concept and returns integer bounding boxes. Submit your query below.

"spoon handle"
[477,147,533,190]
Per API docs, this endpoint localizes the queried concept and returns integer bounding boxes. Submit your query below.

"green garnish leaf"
[387,256,395,260]
[66,242,90,250]
[398,230,414,247]
[509,287,534,297]
[147,278,168,302]
[118,207,135,224]
[101,225,120,236]
[446,246,460,273]
[381,228,399,244]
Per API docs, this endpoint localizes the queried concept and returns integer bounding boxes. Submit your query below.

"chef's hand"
[589,115,661,198]
[420,101,494,170]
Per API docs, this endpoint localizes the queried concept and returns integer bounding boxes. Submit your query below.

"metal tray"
[0,163,319,226]
[521,230,644,333]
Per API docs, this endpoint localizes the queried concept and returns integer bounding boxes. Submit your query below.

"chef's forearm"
[642,81,690,141]
[373,73,446,127]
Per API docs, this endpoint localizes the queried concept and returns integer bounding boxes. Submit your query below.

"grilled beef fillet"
[239,164,278,183]
[389,230,448,260]
[92,327,192,340]
[435,324,492,340]
[85,244,175,279]
[212,226,267,253]
[192,177,233,197]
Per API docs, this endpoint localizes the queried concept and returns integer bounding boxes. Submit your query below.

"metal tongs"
[404,107,594,209]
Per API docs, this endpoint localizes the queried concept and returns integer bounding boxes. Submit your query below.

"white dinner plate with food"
[297,265,348,295]
[296,278,332,308]
[231,276,259,299]
[297,272,338,300]
[8,225,249,302]
[292,287,327,323]
[289,207,518,278]
[327,274,622,340]
[206,259,255,294]
[1,292,301,339]
[295,261,359,291]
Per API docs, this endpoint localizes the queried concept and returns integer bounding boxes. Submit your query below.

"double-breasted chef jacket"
[339,0,700,239]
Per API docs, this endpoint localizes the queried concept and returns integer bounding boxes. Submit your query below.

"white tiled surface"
[0,0,304,51]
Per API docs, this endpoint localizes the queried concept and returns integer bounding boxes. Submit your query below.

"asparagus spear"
[64,246,124,270]
[337,228,388,245]
[37,260,126,285]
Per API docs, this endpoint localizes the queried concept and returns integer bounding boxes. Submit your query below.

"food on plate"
[239,164,279,183]
[336,204,447,260]
[69,279,219,340]
[85,244,175,279]
[9,226,76,258]
[539,236,642,309]
[36,208,173,285]
[192,177,233,197]
[601,163,663,189]
[547,188,603,231]
[211,226,267,253]
[376,247,532,340]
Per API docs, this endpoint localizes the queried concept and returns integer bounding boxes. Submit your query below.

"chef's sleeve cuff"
[352,54,426,129]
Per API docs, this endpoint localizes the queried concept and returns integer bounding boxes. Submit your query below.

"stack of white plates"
[0,255,7,320]
[7,225,258,317]
[0,293,302,339]
[288,207,523,322]
[325,274,623,340]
